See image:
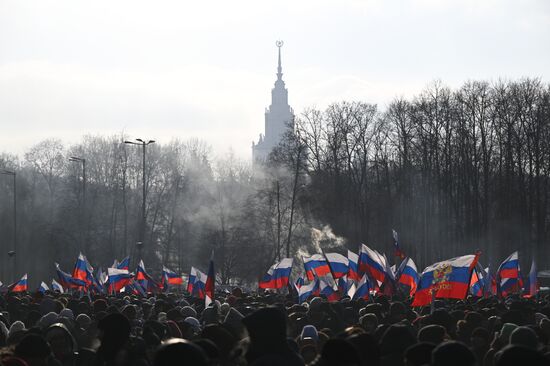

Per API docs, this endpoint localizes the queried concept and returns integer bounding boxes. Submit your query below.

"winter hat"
[8,321,26,338]
[59,308,74,320]
[300,325,319,342]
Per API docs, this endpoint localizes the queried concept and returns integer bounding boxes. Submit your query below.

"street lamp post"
[124,138,155,262]
[1,170,17,282]
[69,157,86,253]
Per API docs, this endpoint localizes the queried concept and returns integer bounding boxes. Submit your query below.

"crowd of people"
[0,289,549,366]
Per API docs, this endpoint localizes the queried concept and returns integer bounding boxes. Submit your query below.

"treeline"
[291,78,550,270]
[0,78,549,286]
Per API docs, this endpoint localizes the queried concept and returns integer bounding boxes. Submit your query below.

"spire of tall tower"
[276,40,283,81]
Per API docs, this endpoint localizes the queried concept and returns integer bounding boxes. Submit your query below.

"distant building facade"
[252,41,295,164]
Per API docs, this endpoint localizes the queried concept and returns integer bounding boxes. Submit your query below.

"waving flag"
[187,267,198,293]
[51,279,64,293]
[347,250,360,281]
[397,257,419,296]
[325,252,349,279]
[353,274,371,300]
[259,258,293,289]
[97,267,107,286]
[38,281,49,294]
[107,268,132,293]
[303,254,331,280]
[135,260,159,292]
[72,253,88,284]
[294,276,305,292]
[358,244,388,287]
[524,259,539,298]
[298,278,319,304]
[162,266,183,287]
[469,268,483,297]
[392,229,406,259]
[117,256,130,271]
[337,275,349,294]
[412,253,480,307]
[319,275,339,302]
[192,268,208,299]
[497,251,522,297]
[56,263,86,288]
[10,274,28,293]
[126,279,146,297]
[205,252,215,307]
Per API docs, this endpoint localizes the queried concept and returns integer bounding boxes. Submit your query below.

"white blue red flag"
[303,254,331,280]
[392,229,405,259]
[412,253,480,307]
[259,258,293,289]
[72,253,88,285]
[324,252,349,279]
[107,268,132,293]
[38,281,49,294]
[117,256,130,270]
[187,267,198,294]
[397,257,419,297]
[319,275,339,302]
[298,278,319,304]
[51,279,64,293]
[358,244,388,287]
[162,266,183,286]
[56,263,85,288]
[10,274,28,293]
[524,258,539,298]
[469,268,484,297]
[353,274,371,300]
[347,250,360,281]
[497,251,522,297]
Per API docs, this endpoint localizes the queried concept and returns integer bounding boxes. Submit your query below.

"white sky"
[1,0,549,161]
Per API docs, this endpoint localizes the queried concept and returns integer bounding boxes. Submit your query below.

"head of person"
[431,341,476,366]
[44,323,76,361]
[14,334,52,366]
[153,338,207,366]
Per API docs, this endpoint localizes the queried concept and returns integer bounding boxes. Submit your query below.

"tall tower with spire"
[252,41,295,164]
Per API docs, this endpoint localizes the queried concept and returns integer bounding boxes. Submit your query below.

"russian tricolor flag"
[187,267,198,294]
[325,252,349,279]
[303,254,331,280]
[353,274,371,300]
[298,278,319,304]
[135,260,158,292]
[392,229,406,259]
[72,253,89,285]
[347,250,360,281]
[358,244,388,287]
[412,254,480,307]
[469,268,483,297]
[205,252,215,307]
[192,268,207,299]
[319,275,340,302]
[38,281,49,294]
[10,274,28,293]
[497,251,521,296]
[117,256,130,271]
[294,276,305,292]
[51,279,64,293]
[524,259,539,298]
[397,257,419,297]
[162,266,183,286]
[259,258,293,289]
[56,263,86,288]
[107,268,133,293]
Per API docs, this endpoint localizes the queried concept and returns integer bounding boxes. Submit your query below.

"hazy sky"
[1,0,549,160]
